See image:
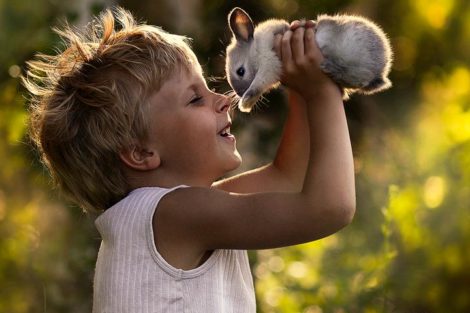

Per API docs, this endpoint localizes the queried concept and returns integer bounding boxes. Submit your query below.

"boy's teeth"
[220,127,231,136]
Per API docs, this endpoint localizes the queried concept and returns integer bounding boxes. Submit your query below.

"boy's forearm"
[302,83,356,213]
[271,90,310,191]
[212,90,310,194]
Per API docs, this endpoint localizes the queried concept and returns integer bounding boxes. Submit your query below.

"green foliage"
[1,0,469,312]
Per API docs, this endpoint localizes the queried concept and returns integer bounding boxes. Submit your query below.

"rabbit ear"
[228,7,254,42]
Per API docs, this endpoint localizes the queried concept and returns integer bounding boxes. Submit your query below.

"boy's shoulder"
[95,186,184,229]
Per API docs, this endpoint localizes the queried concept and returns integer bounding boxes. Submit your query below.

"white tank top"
[92,186,256,313]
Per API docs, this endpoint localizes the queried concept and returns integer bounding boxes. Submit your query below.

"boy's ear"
[228,7,254,42]
[119,145,161,171]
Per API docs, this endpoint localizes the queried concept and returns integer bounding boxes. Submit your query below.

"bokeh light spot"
[287,261,307,278]
[414,0,454,29]
[8,65,21,78]
[423,176,447,209]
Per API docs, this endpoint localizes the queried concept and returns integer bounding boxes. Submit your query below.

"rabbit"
[226,7,393,112]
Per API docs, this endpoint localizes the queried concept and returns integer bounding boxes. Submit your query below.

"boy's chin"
[232,151,243,169]
[224,152,242,172]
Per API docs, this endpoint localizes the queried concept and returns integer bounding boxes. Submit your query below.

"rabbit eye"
[236,67,245,77]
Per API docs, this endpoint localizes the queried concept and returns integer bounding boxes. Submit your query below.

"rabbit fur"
[226,7,393,112]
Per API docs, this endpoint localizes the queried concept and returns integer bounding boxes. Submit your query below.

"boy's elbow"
[342,203,356,226]
[335,201,356,229]
[333,189,356,227]
[304,203,355,240]
[302,194,356,236]
[316,198,355,232]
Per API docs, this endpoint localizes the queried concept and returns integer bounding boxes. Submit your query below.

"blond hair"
[23,7,198,213]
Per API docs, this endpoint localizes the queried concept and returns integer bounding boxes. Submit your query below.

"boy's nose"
[215,94,230,113]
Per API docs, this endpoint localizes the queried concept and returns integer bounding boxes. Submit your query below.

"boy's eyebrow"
[186,83,198,91]
[183,73,208,94]
[186,80,207,92]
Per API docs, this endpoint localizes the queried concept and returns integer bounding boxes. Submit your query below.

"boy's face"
[145,64,242,185]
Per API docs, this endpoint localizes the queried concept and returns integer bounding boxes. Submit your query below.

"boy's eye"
[189,95,203,104]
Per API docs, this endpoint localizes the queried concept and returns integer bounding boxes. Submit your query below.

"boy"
[24,7,355,313]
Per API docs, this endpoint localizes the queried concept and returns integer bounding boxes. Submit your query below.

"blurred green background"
[1,0,469,312]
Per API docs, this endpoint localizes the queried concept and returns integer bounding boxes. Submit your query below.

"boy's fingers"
[305,20,316,28]
[281,30,293,65]
[273,34,282,59]
[289,20,301,30]
[291,27,305,62]
[304,27,323,62]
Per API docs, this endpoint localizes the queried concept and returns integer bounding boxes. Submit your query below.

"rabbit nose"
[235,87,247,97]
[232,79,251,97]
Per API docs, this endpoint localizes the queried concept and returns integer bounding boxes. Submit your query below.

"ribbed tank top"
[92,185,256,313]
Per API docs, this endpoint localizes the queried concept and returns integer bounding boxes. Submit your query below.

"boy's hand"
[274,20,340,99]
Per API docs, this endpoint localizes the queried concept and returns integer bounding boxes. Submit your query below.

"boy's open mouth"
[218,122,235,140]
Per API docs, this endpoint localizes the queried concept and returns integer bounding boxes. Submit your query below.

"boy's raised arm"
[212,21,314,194]
[156,25,355,252]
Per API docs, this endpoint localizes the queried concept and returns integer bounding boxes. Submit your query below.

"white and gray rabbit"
[226,7,393,112]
